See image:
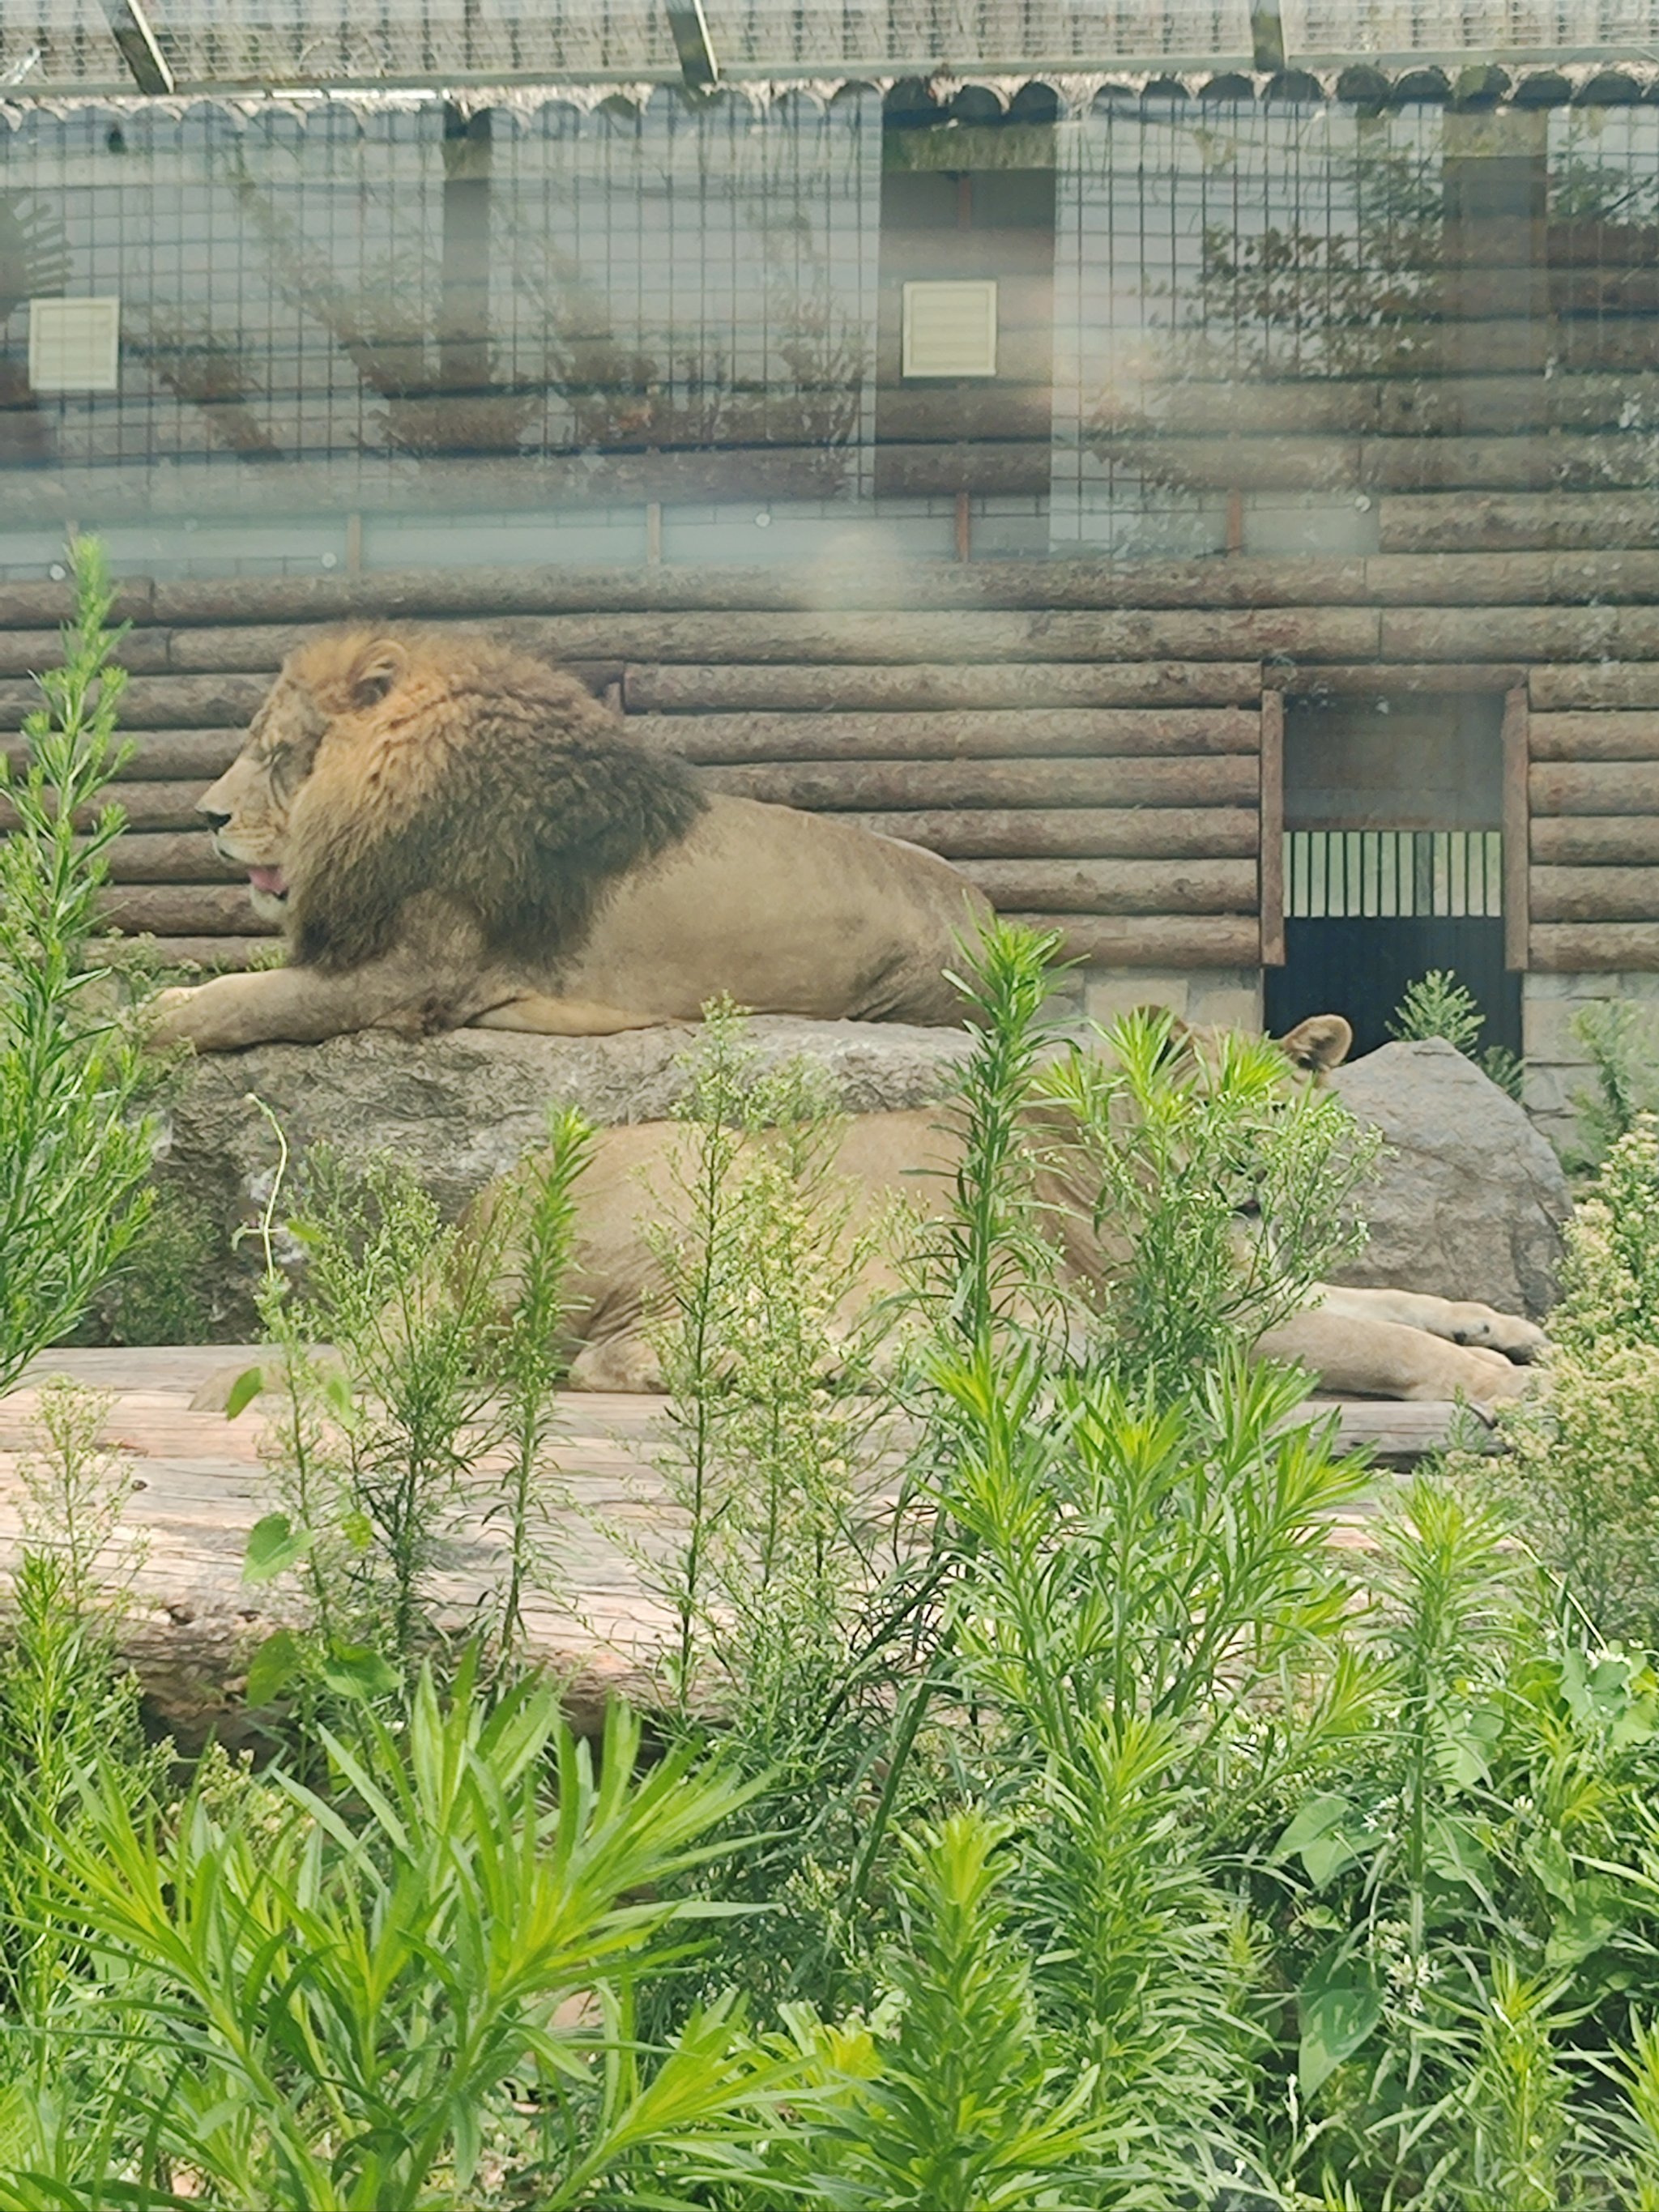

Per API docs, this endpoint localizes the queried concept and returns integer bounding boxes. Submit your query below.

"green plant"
[645,1004,893,1711]
[629,1005,924,2022]
[0,1384,168,2116]
[786,1813,1139,2212]
[1568,999,1659,1171]
[2,1672,787,2210]
[1485,1117,1659,1643]
[1388,970,1524,1103]
[0,537,159,1392]
[478,1108,594,1673]
[1040,1006,1379,1394]
[228,1101,593,1711]
[92,1183,221,1346]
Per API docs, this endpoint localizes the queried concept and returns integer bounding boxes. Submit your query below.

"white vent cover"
[28,298,122,393]
[902,280,997,378]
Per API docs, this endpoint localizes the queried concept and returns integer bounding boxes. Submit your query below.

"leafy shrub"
[0,1676,783,2210]
[1041,1004,1378,1392]
[89,1183,221,1346]
[1568,998,1659,1173]
[1484,1115,1659,1643]
[1388,968,1524,1102]
[220,1100,594,1715]
[15,918,1659,2210]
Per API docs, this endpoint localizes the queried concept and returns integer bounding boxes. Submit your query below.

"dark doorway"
[1264,693,1522,1059]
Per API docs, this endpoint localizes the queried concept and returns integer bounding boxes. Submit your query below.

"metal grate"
[0,94,878,530]
[1285,830,1505,920]
[8,0,1657,94]
[0,0,1262,94]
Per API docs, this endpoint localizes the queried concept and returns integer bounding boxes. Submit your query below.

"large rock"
[1328,1038,1572,1319]
[149,1023,1571,1338]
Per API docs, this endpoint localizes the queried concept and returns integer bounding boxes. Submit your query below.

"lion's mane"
[279,629,706,974]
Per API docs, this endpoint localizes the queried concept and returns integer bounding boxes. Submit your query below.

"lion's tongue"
[248,866,288,896]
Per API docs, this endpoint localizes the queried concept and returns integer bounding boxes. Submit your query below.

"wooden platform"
[0,1349,1477,1740]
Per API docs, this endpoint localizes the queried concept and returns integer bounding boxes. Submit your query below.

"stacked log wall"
[6,551,1659,979]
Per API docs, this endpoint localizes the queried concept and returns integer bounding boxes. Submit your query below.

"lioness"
[502,1014,1547,1410]
[190,1011,1547,1417]
[151,628,992,1052]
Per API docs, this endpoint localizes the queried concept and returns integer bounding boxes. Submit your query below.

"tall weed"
[1387,969,1524,1102]
[1040,1005,1378,1393]
[1486,1116,1659,1642]
[2,1675,783,2210]
[230,1103,595,1708]
[0,538,158,1390]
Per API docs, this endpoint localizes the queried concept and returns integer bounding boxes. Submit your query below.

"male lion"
[151,628,992,1052]
[499,1013,1549,1410]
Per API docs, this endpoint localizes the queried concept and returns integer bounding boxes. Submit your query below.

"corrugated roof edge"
[6,57,1659,119]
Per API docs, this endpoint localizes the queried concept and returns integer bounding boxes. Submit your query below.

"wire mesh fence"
[3,90,1659,569]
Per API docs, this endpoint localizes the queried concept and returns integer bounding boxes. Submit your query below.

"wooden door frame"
[1502,683,1530,973]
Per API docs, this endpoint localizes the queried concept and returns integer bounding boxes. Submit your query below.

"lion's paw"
[146,984,205,1049]
[1448,1303,1550,1364]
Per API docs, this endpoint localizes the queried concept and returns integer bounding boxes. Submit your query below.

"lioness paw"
[1448,1304,1550,1363]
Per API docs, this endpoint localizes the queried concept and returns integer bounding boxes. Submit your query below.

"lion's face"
[197,633,407,923]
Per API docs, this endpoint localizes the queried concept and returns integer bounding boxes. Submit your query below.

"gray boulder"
[1328,1038,1571,1319]
[147,1023,1571,1340]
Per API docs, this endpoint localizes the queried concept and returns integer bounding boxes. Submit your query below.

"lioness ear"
[348,637,408,710]
[1277,1013,1353,1072]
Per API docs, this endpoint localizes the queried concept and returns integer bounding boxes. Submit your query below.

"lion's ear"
[348,637,409,710]
[1277,1013,1353,1072]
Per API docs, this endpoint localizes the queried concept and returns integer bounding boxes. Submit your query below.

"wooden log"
[1503,688,1529,974]
[0,628,170,677]
[0,675,267,732]
[1380,492,1659,554]
[1014,913,1262,968]
[1361,433,1659,497]
[1260,691,1285,968]
[957,859,1257,914]
[1266,662,1527,697]
[1530,922,1659,973]
[104,832,241,885]
[0,582,154,629]
[1533,818,1659,866]
[164,607,1376,668]
[1363,552,1659,607]
[701,756,1261,812]
[97,884,261,935]
[1,729,243,782]
[626,662,1265,713]
[0,1348,1466,1740]
[0,782,212,833]
[1381,607,1659,663]
[1129,379,1383,436]
[119,936,273,968]
[1094,433,1363,492]
[1530,664,1659,712]
[1090,433,1659,501]
[1532,866,1659,922]
[1528,713,1659,762]
[126,561,1352,630]
[842,807,1260,859]
[1529,761,1659,816]
[628,707,1260,765]
[1375,371,1659,439]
